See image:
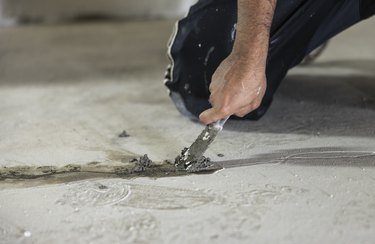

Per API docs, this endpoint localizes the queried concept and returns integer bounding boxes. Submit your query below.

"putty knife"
[177,116,229,170]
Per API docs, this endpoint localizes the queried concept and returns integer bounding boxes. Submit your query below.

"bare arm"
[199,0,277,124]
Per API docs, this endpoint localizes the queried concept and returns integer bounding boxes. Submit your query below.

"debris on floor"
[132,154,154,172]
[118,130,130,138]
[0,153,223,180]
[174,147,221,173]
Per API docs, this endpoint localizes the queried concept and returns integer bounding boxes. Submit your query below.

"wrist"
[230,43,268,70]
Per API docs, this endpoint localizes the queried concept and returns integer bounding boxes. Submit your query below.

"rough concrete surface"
[0,18,374,243]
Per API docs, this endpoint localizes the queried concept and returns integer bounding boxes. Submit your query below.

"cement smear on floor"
[0,156,182,180]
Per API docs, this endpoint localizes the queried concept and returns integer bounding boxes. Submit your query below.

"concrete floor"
[0,18,374,243]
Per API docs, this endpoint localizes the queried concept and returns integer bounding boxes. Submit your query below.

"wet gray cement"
[174,121,223,171]
[0,154,220,180]
[0,19,375,243]
[0,155,181,180]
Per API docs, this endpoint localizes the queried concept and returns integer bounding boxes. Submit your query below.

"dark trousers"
[165,0,375,121]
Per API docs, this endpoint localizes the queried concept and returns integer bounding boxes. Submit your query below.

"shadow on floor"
[308,59,375,75]
[218,147,375,168]
[224,62,375,137]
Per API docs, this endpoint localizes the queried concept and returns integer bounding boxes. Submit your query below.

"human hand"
[199,53,267,125]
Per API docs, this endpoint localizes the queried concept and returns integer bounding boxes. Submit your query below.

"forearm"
[233,0,277,68]
[199,0,277,124]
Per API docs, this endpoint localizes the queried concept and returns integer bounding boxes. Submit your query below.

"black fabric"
[165,0,371,120]
[360,0,375,19]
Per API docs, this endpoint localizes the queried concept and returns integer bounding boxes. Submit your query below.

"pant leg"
[165,0,238,120]
[165,0,373,121]
[360,0,375,19]
[306,0,373,57]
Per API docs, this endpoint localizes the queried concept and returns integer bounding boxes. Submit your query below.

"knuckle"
[199,116,210,125]
[198,114,206,121]
[252,101,261,110]
[219,105,231,115]
[235,113,246,118]
[212,73,220,82]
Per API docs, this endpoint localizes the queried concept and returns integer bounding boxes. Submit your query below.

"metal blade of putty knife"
[176,116,229,170]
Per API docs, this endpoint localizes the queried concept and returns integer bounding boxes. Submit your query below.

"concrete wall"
[0,0,196,24]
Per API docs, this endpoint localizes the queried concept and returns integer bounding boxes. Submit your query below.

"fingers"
[203,94,264,123]
[199,107,231,125]
[200,100,262,124]
[202,72,267,124]
[234,105,253,117]
[234,99,263,117]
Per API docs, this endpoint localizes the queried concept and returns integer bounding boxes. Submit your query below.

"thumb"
[199,107,226,125]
